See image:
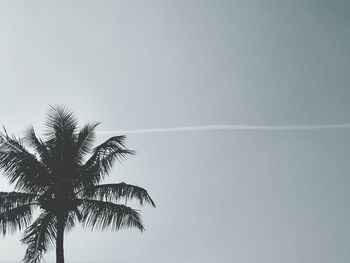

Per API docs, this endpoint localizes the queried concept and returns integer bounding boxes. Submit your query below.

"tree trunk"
[56,213,65,263]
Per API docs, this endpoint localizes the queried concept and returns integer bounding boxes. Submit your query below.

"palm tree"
[0,106,155,263]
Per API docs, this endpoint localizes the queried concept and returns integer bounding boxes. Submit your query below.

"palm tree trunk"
[56,213,65,263]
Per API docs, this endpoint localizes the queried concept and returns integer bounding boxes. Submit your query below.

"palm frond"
[42,106,80,183]
[0,192,38,212]
[43,105,78,142]
[23,126,51,170]
[81,183,155,207]
[79,199,144,232]
[22,212,56,263]
[64,207,82,231]
[79,136,134,188]
[0,133,50,192]
[75,122,100,163]
[0,204,36,235]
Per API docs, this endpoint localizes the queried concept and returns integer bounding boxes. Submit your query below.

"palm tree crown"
[0,106,155,263]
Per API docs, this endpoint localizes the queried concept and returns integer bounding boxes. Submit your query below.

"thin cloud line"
[96,123,350,135]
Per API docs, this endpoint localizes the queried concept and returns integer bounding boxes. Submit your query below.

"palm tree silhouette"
[0,106,155,263]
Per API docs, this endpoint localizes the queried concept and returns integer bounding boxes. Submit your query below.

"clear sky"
[1,0,350,262]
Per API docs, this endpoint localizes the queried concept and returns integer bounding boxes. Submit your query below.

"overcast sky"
[1,0,350,262]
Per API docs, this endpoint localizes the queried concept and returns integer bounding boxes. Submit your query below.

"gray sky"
[1,0,350,262]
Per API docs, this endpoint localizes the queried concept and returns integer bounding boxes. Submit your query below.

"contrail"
[1,123,349,149]
[97,123,350,135]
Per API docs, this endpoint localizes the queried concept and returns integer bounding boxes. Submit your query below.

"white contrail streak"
[97,123,350,135]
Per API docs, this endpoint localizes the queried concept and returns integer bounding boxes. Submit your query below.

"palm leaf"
[79,136,134,188]
[23,126,51,171]
[42,106,81,184]
[0,204,36,235]
[65,208,82,231]
[81,183,155,207]
[0,192,38,212]
[22,211,56,263]
[43,105,78,142]
[75,122,100,163]
[0,134,49,192]
[79,199,144,232]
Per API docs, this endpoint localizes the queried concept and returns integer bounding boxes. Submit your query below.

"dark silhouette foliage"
[0,106,155,263]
